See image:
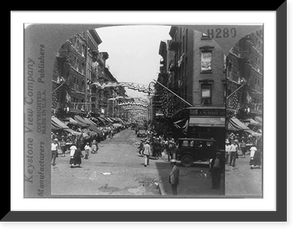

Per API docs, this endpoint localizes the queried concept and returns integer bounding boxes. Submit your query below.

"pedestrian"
[240,138,247,158]
[51,138,59,166]
[84,142,91,159]
[229,139,239,167]
[249,144,258,168]
[91,139,98,154]
[69,142,77,159]
[143,140,151,167]
[169,159,180,195]
[70,145,83,168]
[168,139,176,161]
[153,138,161,159]
[60,137,66,157]
[225,140,231,165]
[139,139,145,155]
[210,152,223,189]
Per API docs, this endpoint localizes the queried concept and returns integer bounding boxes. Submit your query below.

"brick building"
[52,29,125,118]
[155,26,226,142]
[226,29,263,120]
[52,31,90,116]
[158,26,226,118]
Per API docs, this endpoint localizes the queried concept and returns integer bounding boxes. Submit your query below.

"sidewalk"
[225,152,262,197]
[156,160,225,197]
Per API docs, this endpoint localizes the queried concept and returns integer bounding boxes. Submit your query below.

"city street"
[51,128,224,197]
[225,153,263,198]
[51,129,161,196]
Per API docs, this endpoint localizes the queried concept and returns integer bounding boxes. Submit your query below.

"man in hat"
[169,159,180,195]
[210,152,223,189]
[143,140,151,167]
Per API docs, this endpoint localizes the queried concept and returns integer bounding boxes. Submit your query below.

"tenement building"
[156,26,226,142]
[52,29,124,118]
[226,29,263,121]
[164,26,226,116]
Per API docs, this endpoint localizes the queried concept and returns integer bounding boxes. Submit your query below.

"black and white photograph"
[49,25,263,198]
[7,7,289,225]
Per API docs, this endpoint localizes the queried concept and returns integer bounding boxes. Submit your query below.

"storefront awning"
[51,116,69,129]
[87,124,103,135]
[64,128,82,136]
[243,118,262,126]
[189,117,225,127]
[245,129,262,137]
[74,115,90,127]
[227,117,250,131]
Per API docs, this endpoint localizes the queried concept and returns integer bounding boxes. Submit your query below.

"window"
[201,84,212,105]
[201,33,211,40]
[201,51,212,72]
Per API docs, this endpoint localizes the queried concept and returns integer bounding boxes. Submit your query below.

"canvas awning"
[87,124,103,136]
[243,118,262,126]
[51,116,82,135]
[255,116,262,123]
[227,117,250,131]
[65,117,79,125]
[83,117,97,126]
[112,123,122,128]
[51,116,69,129]
[106,118,114,123]
[244,129,262,137]
[74,115,90,127]
[189,117,225,127]
[64,128,82,136]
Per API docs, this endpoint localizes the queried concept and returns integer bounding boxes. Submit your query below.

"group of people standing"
[51,136,100,168]
[137,133,180,195]
[225,137,262,168]
[138,136,177,166]
[68,139,99,168]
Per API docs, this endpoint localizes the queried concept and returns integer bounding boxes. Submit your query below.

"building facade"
[158,26,226,116]
[226,29,263,120]
[158,26,226,118]
[52,29,125,119]
[155,26,226,142]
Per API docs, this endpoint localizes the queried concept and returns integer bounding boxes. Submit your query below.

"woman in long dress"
[70,145,82,168]
[249,145,261,169]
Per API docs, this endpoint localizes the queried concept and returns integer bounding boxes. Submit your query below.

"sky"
[95,25,171,99]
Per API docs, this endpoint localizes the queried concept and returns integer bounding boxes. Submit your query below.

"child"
[84,142,91,159]
[91,139,98,154]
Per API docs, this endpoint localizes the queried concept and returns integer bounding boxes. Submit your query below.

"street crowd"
[51,120,262,196]
[225,132,262,169]
[51,120,128,167]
